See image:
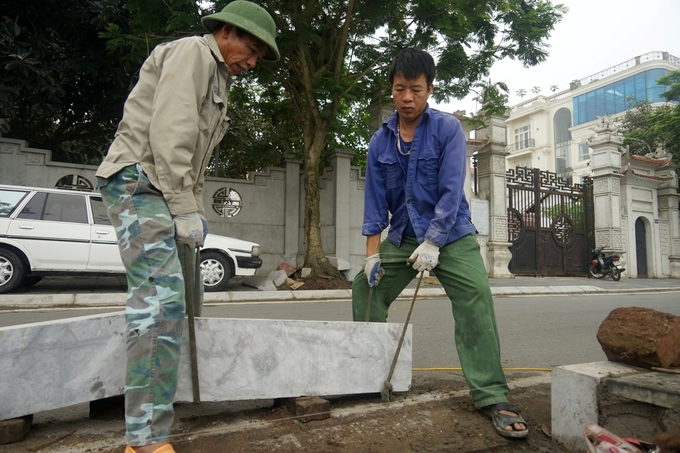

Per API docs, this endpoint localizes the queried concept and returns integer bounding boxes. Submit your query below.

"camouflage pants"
[98,164,201,446]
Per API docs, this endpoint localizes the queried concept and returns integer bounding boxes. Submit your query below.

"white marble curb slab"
[0,313,412,420]
[551,361,637,451]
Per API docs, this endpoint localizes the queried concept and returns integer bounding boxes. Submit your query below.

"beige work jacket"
[96,34,231,216]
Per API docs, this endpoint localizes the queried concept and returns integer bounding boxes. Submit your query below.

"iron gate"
[506,167,594,276]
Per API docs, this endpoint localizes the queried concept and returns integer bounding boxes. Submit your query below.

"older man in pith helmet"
[95,2,279,452]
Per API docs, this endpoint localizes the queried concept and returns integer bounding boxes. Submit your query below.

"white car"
[0,184,261,293]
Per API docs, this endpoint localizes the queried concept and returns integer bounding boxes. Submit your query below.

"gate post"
[476,115,514,278]
[589,116,626,270]
[657,170,680,278]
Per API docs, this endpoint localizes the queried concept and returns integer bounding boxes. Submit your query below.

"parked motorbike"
[589,246,625,281]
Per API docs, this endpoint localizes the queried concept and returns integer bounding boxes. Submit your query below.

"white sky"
[432,0,680,116]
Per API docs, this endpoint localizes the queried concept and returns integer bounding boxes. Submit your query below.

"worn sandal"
[480,402,529,438]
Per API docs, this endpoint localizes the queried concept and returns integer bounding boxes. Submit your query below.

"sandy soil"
[6,371,577,453]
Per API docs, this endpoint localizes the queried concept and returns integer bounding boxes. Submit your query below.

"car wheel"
[200,251,232,292]
[611,267,621,281]
[0,249,26,294]
[589,264,604,279]
[20,275,43,287]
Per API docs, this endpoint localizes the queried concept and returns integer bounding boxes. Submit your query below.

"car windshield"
[0,189,30,217]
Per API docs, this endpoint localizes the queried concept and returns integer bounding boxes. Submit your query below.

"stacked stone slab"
[597,307,680,368]
[0,313,412,421]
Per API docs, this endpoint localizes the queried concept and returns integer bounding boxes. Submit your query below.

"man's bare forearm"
[366,234,381,257]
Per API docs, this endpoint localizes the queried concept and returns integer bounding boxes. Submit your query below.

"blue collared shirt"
[362,105,476,247]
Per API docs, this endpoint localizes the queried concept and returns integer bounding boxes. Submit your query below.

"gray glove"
[173,212,203,247]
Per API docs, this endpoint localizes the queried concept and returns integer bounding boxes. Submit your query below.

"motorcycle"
[589,246,625,281]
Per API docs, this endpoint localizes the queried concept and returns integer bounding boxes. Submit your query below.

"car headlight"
[251,245,261,257]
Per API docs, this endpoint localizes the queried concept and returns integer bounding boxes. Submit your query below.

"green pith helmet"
[201,1,280,62]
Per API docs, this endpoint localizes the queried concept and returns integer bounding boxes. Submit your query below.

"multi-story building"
[504,51,679,184]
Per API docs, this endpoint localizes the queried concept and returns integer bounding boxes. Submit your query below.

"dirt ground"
[6,371,578,453]
[280,274,354,291]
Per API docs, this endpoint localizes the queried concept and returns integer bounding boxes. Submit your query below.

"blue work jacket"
[362,105,476,248]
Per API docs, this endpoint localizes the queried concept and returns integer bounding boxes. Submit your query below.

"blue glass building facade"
[573,68,669,125]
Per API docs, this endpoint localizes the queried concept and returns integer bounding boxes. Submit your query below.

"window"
[555,143,571,174]
[572,68,671,125]
[0,189,29,217]
[90,196,112,225]
[18,192,87,223]
[514,125,531,151]
[578,143,590,161]
[18,192,47,220]
[553,108,572,144]
[554,108,572,174]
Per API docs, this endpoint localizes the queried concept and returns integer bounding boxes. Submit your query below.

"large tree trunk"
[301,134,343,279]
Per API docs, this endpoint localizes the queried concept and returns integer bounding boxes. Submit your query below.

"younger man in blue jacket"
[352,47,528,439]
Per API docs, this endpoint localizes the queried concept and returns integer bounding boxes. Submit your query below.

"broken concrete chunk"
[597,307,680,368]
[327,256,351,271]
[243,276,278,291]
[268,269,288,288]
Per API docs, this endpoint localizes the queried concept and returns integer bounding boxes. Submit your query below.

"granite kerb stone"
[74,293,126,306]
[290,289,352,300]
[0,312,412,421]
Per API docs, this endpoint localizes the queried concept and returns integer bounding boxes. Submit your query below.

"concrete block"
[268,269,288,288]
[597,307,680,368]
[301,268,312,278]
[327,256,351,271]
[0,313,412,421]
[288,396,331,423]
[243,276,278,291]
[0,415,32,445]
[551,361,638,451]
[606,372,680,409]
[343,268,359,282]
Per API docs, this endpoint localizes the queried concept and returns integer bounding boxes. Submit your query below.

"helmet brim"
[201,13,280,62]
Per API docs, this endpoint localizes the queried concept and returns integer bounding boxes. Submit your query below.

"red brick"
[0,415,32,445]
[288,396,330,423]
[597,307,680,368]
[278,261,297,277]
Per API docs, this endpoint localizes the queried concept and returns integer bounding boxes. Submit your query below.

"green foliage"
[0,1,202,165]
[542,198,584,230]
[467,81,510,127]
[658,70,680,102]
[1,0,568,273]
[2,0,567,173]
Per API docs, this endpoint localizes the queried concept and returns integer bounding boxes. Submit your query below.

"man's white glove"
[364,253,385,287]
[173,212,204,247]
[408,241,440,272]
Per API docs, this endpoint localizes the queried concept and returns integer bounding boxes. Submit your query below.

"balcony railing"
[506,138,535,153]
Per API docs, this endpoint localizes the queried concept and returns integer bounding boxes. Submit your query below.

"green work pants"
[352,234,509,408]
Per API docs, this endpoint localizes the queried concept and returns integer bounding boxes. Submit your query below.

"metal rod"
[183,244,200,404]
[381,271,424,403]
